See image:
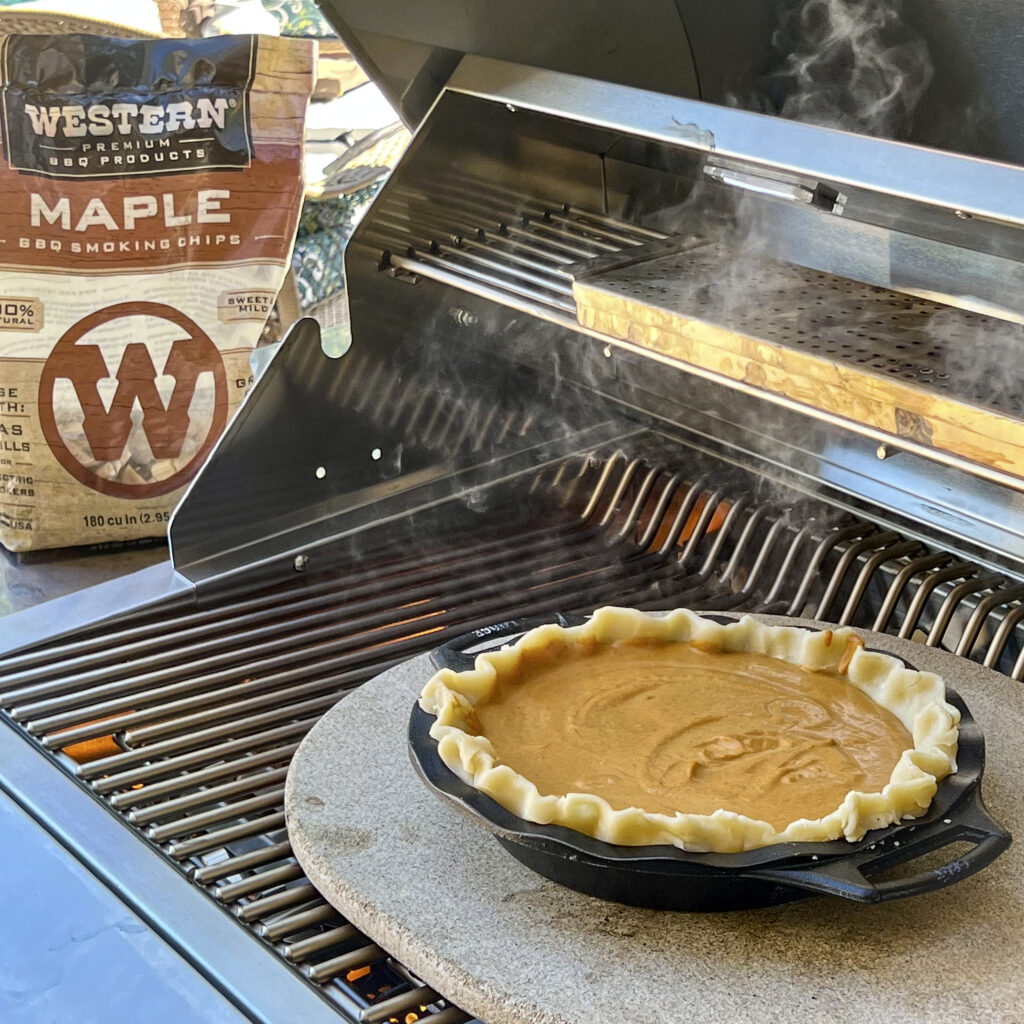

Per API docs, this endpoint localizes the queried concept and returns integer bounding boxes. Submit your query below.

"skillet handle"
[746,788,1011,903]
[429,613,580,672]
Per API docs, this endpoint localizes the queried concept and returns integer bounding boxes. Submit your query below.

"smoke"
[748,0,933,140]
[659,0,937,330]
[646,3,940,530]
[927,307,1024,417]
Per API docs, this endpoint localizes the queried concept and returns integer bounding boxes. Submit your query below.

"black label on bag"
[0,34,256,179]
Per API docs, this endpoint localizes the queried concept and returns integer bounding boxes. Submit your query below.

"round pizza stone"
[285,618,1023,1024]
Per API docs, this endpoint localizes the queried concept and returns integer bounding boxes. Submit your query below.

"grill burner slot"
[3,447,1023,1022]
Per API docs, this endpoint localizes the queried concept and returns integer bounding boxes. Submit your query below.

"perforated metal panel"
[592,242,1024,415]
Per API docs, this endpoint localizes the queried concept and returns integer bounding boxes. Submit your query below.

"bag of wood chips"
[0,33,312,550]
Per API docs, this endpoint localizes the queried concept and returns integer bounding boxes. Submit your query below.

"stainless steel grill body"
[4,56,1024,1024]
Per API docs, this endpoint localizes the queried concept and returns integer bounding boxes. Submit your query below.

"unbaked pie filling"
[419,609,960,852]
[474,639,911,832]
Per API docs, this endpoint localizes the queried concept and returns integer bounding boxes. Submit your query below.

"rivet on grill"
[876,443,900,460]
[954,209,972,220]
[293,554,310,572]
[505,103,516,113]
[449,307,478,327]
[315,466,327,480]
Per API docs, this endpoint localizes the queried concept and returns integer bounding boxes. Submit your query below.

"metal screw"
[506,103,516,113]
[954,209,972,220]
[876,443,899,460]
[293,554,310,572]
[449,307,478,327]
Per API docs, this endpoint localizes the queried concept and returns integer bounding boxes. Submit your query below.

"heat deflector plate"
[285,624,1023,1024]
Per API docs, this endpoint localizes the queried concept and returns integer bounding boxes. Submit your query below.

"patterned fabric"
[157,0,187,35]
[0,3,162,36]
[179,0,331,37]
[262,0,330,36]
[291,181,383,310]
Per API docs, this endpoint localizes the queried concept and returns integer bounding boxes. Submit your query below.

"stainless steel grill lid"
[312,0,704,128]
[317,0,1024,162]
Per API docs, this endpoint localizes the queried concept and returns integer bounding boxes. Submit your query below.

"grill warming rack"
[3,444,1024,1023]
[364,174,666,316]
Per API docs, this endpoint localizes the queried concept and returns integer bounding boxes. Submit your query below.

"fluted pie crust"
[418,609,960,853]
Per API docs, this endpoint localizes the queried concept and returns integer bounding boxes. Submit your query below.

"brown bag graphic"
[0,33,312,550]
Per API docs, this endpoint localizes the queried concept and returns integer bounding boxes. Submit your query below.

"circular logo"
[39,302,228,499]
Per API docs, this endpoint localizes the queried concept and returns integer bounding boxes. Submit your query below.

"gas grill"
[4,3,1024,1022]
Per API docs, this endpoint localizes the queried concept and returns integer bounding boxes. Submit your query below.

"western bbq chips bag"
[0,33,312,550]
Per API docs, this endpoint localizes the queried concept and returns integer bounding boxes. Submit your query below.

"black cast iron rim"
[408,612,1012,905]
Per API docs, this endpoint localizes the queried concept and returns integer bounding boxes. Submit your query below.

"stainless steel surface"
[8,450,1024,1024]
[0,558,193,654]
[0,543,168,617]
[152,59,1024,593]
[751,200,1024,326]
[703,164,816,205]
[318,0,1024,166]
[446,56,1024,228]
[365,179,667,317]
[0,793,251,1024]
[313,0,702,128]
[167,317,626,581]
[353,183,1024,518]
[6,447,1024,1022]
[0,718,354,1024]
[329,56,1024,528]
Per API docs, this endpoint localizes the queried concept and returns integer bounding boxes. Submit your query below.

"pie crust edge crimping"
[418,608,961,853]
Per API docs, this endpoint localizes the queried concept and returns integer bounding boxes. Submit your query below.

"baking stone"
[285,618,1024,1024]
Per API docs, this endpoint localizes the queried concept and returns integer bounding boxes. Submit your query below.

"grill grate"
[3,448,1024,1022]
[363,176,664,313]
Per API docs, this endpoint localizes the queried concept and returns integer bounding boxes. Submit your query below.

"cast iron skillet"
[408,613,1012,911]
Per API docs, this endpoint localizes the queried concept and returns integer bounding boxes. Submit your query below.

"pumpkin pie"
[418,608,960,853]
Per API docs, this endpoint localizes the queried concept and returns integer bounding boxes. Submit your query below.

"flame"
[346,966,371,982]
[52,716,128,763]
[649,492,730,551]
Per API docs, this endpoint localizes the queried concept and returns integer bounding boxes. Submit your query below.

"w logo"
[63,340,207,462]
[40,303,228,499]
